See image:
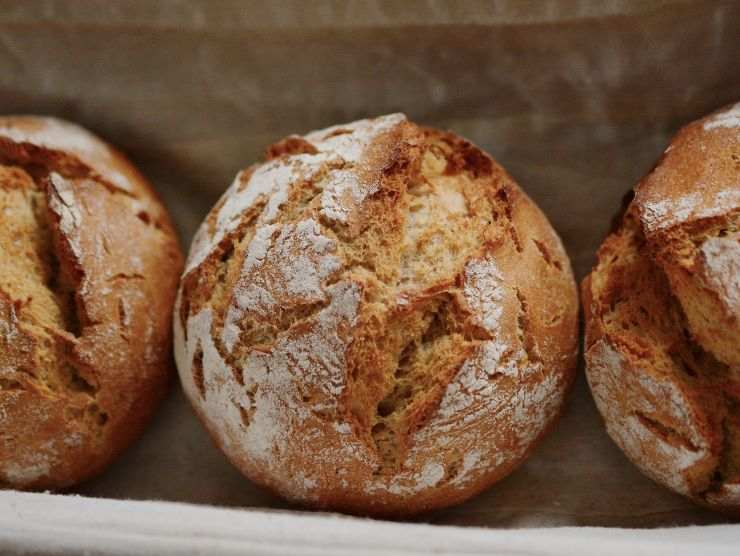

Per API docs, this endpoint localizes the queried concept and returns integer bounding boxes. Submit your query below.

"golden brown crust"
[175,114,578,516]
[583,102,740,514]
[634,102,740,366]
[0,117,184,489]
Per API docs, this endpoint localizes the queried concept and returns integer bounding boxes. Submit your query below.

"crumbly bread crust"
[635,102,740,367]
[583,102,740,513]
[0,117,183,489]
[175,114,578,516]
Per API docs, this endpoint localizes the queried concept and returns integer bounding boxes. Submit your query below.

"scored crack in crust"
[175,114,579,516]
[0,117,183,490]
[583,102,740,513]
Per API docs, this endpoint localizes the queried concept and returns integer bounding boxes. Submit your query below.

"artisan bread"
[0,117,183,489]
[175,114,578,516]
[583,102,740,512]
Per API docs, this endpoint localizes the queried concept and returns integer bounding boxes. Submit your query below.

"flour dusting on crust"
[640,192,701,231]
[706,482,740,506]
[463,258,505,333]
[306,113,405,164]
[365,256,567,496]
[638,105,740,232]
[704,102,740,130]
[221,219,341,351]
[0,450,52,485]
[176,280,371,498]
[184,114,407,274]
[701,234,740,314]
[320,169,368,224]
[586,340,709,496]
[175,306,245,453]
[0,117,133,192]
[640,190,740,231]
[185,154,330,274]
[311,114,406,224]
[47,173,83,260]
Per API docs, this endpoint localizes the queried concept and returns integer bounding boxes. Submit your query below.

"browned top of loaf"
[175,114,578,515]
[634,102,740,366]
[0,117,183,489]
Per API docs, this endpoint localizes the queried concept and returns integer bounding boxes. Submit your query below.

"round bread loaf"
[583,102,740,512]
[0,117,183,489]
[175,114,578,516]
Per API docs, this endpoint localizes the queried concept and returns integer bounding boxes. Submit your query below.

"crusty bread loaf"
[0,117,183,489]
[583,102,740,513]
[175,114,578,516]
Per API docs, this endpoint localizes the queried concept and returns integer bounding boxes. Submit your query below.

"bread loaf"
[583,102,740,512]
[0,117,183,489]
[175,114,578,515]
